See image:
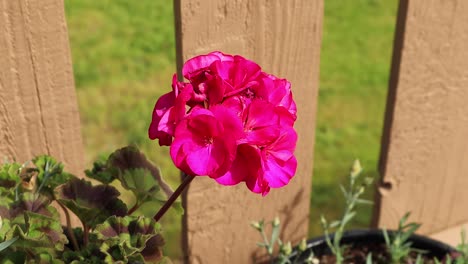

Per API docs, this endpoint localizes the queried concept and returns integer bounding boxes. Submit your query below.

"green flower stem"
[261,229,272,255]
[153,174,195,222]
[57,200,79,251]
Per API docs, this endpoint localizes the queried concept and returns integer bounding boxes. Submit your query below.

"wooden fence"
[1,0,468,263]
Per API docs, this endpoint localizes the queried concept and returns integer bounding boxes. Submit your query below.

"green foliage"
[5,212,68,252]
[33,156,72,197]
[85,158,118,184]
[383,212,423,264]
[0,146,176,263]
[0,162,21,190]
[253,161,460,263]
[320,160,373,264]
[252,217,316,264]
[253,161,463,263]
[109,147,169,207]
[93,216,164,263]
[56,178,128,229]
[253,160,373,264]
[0,237,17,253]
[91,146,182,216]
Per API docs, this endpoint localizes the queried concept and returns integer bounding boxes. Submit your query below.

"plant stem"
[83,224,89,247]
[128,201,140,215]
[57,201,79,251]
[153,174,195,222]
[261,229,272,255]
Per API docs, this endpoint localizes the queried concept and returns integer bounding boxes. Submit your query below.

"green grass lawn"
[310,0,398,236]
[65,0,398,259]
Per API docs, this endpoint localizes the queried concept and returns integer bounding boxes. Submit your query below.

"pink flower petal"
[215,144,259,185]
[185,140,228,176]
[243,100,280,145]
[210,105,245,141]
[170,137,196,175]
[182,51,234,80]
[268,127,297,161]
[245,172,270,196]
[154,92,175,118]
[263,156,297,188]
[148,91,176,144]
[169,108,237,177]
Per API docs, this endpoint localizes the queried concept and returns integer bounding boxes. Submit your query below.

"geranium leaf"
[95,216,159,249]
[2,222,60,256]
[32,156,72,197]
[128,216,162,247]
[24,211,68,251]
[128,216,161,237]
[108,146,155,174]
[120,168,161,203]
[139,234,165,262]
[56,178,127,228]
[94,216,130,242]
[108,146,174,197]
[0,251,25,263]
[0,218,11,240]
[106,146,181,214]
[128,216,164,262]
[0,197,12,219]
[9,193,58,220]
[1,211,67,255]
[33,252,65,264]
[62,242,105,263]
[94,216,164,262]
[127,254,146,263]
[84,159,118,185]
[100,243,127,263]
[0,162,21,190]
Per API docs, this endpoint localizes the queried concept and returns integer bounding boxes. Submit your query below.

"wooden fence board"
[375,0,468,240]
[430,221,468,247]
[0,0,84,176]
[175,0,323,262]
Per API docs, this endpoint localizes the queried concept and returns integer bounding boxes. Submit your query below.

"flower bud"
[320,215,327,227]
[299,238,307,252]
[273,216,280,227]
[250,221,263,231]
[364,177,373,186]
[350,159,362,178]
[310,257,320,264]
[358,186,365,195]
[280,241,292,255]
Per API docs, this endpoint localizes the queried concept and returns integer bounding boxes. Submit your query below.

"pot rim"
[288,228,457,261]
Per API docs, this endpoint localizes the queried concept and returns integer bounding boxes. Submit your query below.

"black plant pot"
[287,229,457,263]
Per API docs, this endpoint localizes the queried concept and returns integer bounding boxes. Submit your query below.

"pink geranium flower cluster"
[149,51,297,196]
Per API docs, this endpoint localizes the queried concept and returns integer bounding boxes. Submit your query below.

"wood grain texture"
[0,0,84,176]
[430,220,468,247]
[175,0,323,263]
[375,0,468,240]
